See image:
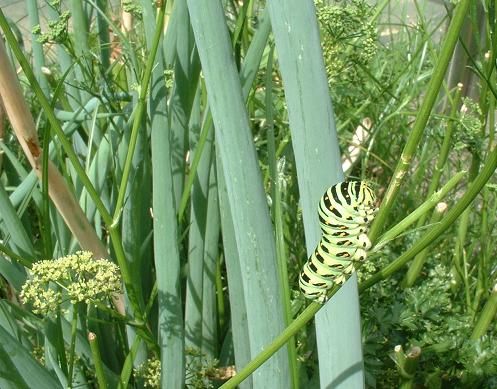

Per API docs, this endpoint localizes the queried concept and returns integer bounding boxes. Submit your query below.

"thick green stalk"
[69,0,89,55]
[201,162,221,358]
[184,90,214,358]
[368,0,472,243]
[471,284,497,339]
[143,2,186,386]
[360,142,497,291]
[88,332,108,389]
[168,0,199,206]
[178,8,271,220]
[394,345,421,389]
[68,0,91,103]
[268,0,364,384]
[178,115,213,221]
[216,157,252,388]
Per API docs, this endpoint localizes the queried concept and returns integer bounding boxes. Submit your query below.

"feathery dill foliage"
[454,97,483,152]
[316,0,377,88]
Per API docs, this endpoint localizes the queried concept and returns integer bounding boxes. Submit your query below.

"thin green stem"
[374,170,466,252]
[178,116,213,221]
[112,2,167,224]
[404,85,463,286]
[368,0,472,243]
[266,44,298,389]
[67,306,79,388]
[219,300,324,389]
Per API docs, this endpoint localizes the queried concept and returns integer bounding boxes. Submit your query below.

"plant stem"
[219,300,323,389]
[67,306,79,388]
[360,141,497,291]
[266,44,299,389]
[88,332,108,389]
[113,2,166,224]
[404,85,463,286]
[368,0,472,243]
[471,284,497,339]
[374,170,465,252]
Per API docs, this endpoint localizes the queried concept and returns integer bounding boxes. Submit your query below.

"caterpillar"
[299,181,377,303]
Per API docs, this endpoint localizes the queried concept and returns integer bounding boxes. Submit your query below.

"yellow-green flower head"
[20,251,121,315]
[135,358,161,388]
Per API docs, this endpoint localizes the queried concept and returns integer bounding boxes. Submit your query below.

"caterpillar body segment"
[319,196,377,223]
[317,240,367,262]
[332,181,376,208]
[323,232,372,250]
[320,233,371,249]
[299,181,377,303]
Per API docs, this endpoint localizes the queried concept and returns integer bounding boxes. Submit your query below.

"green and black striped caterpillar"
[299,181,377,303]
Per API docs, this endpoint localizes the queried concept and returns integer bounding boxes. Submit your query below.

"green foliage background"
[0,0,496,388]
